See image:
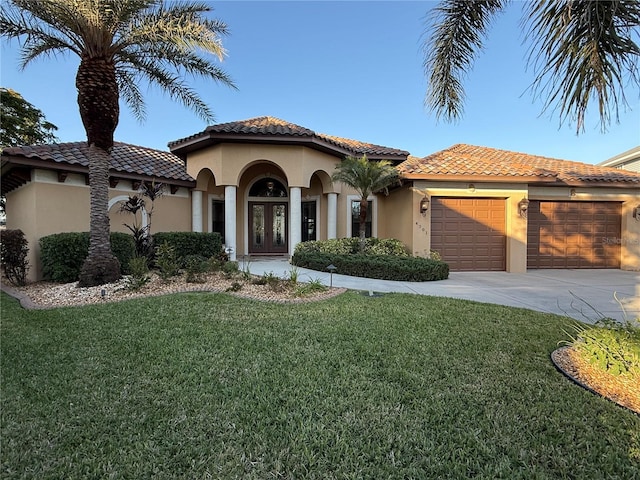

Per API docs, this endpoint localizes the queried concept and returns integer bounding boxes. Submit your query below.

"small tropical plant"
[184,255,208,283]
[127,256,150,291]
[119,181,164,260]
[221,260,239,278]
[225,281,243,292]
[288,265,300,286]
[563,319,640,377]
[294,278,328,297]
[155,241,179,280]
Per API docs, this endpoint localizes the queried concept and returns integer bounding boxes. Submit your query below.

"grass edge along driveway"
[2,291,639,479]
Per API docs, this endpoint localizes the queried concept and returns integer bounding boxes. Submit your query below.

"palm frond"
[423,0,508,122]
[120,56,215,121]
[332,156,398,199]
[116,67,147,121]
[524,0,640,133]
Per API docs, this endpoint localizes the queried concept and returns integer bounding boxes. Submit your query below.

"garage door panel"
[431,198,506,271]
[527,201,620,269]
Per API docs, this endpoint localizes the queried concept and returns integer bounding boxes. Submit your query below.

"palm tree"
[423,0,639,133]
[0,0,235,286]
[331,155,399,250]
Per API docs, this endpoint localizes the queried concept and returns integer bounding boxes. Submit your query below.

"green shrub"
[0,229,30,286]
[40,232,135,283]
[221,260,239,278]
[296,238,359,255]
[362,238,409,256]
[155,241,180,280]
[292,251,449,281]
[565,319,640,377]
[263,271,286,292]
[184,254,208,283]
[152,232,223,266]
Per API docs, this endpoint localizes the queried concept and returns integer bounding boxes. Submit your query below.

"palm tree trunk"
[76,55,121,286]
[359,197,368,252]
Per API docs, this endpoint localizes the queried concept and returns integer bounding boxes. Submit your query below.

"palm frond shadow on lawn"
[2,291,639,478]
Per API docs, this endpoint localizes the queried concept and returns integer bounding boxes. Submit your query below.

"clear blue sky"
[1,1,638,164]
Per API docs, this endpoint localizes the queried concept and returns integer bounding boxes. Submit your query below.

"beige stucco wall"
[5,169,192,281]
[186,143,339,189]
[378,187,415,253]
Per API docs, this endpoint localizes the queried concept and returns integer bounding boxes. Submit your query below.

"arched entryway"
[247,177,289,254]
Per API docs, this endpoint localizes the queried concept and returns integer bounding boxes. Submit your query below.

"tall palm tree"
[331,155,398,250]
[423,0,639,133]
[0,0,235,286]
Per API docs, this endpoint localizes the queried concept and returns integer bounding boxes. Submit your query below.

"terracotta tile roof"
[318,134,410,158]
[2,141,194,182]
[399,144,640,184]
[169,116,410,159]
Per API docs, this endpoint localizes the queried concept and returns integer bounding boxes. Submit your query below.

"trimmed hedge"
[295,237,410,256]
[40,232,135,283]
[292,251,449,282]
[152,232,223,266]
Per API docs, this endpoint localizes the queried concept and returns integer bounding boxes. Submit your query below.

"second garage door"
[527,201,621,268]
[431,198,506,271]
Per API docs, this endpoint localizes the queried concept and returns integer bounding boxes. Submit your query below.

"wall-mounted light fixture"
[570,188,577,198]
[468,183,476,192]
[420,195,430,216]
[518,198,530,219]
[633,204,640,221]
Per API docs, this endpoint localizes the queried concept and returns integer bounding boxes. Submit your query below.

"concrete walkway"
[244,256,640,323]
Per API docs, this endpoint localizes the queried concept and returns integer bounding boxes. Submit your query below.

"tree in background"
[0,87,59,148]
[331,155,399,251]
[0,87,59,217]
[0,0,236,286]
[423,0,639,133]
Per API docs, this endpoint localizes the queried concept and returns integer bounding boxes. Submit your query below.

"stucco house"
[2,116,640,281]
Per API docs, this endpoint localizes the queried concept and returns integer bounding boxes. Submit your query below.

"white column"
[224,185,237,261]
[327,192,337,239]
[191,190,203,232]
[290,186,301,256]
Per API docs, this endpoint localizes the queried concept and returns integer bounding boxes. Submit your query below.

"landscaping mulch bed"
[4,271,346,310]
[552,346,640,414]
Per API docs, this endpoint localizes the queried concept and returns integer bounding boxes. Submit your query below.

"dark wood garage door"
[527,201,621,269]
[431,198,506,271]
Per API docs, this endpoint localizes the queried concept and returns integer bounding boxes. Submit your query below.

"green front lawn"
[2,291,638,478]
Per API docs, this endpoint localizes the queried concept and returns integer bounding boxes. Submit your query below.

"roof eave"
[0,154,196,187]
[399,173,558,183]
[169,132,373,160]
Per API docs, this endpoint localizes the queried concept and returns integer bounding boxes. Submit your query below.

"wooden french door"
[249,202,288,254]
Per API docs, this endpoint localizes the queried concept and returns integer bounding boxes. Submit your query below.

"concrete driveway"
[247,257,640,323]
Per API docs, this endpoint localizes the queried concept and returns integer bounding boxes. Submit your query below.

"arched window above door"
[249,177,288,197]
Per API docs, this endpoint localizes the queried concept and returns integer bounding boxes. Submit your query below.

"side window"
[211,199,225,237]
[351,200,372,238]
[302,201,317,242]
